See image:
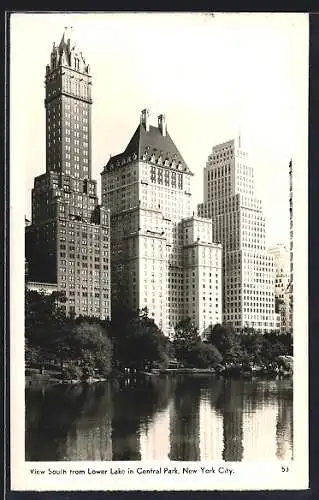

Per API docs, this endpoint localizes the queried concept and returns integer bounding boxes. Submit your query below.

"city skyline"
[11,12,309,247]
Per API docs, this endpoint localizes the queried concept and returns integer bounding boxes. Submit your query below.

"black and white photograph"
[10,12,308,491]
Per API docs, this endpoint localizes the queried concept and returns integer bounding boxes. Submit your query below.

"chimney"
[158,114,167,136]
[140,108,150,132]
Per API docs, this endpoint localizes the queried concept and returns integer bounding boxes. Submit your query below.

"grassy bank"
[25,366,108,387]
[152,366,292,377]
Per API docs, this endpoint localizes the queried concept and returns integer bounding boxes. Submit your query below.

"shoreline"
[25,366,293,387]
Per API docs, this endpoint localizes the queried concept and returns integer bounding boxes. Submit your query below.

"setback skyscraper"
[268,244,290,333]
[198,137,278,332]
[101,109,222,335]
[288,159,293,334]
[25,29,111,319]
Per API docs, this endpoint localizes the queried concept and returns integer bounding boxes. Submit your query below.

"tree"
[239,332,264,366]
[108,305,136,369]
[173,318,202,367]
[194,342,223,368]
[25,337,40,367]
[70,322,113,377]
[122,310,168,370]
[25,289,71,369]
[109,307,169,371]
[207,323,243,365]
[25,290,114,377]
[25,289,68,348]
[261,331,291,366]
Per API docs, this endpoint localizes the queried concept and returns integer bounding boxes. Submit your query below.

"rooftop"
[103,110,193,175]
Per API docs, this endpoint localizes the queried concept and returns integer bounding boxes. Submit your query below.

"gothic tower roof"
[46,26,90,74]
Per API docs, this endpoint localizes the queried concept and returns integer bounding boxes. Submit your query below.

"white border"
[9,12,309,491]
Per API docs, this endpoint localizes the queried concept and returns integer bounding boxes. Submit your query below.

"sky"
[10,12,309,247]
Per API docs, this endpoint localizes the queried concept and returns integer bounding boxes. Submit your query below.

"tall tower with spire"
[44,27,92,180]
[25,29,111,319]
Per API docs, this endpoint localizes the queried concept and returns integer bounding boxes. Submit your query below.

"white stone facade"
[268,244,291,333]
[182,217,222,334]
[101,110,222,336]
[198,138,277,332]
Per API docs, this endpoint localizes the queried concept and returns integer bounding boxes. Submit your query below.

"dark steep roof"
[104,122,193,175]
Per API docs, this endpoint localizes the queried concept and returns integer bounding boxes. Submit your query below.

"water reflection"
[169,377,201,461]
[25,376,293,462]
[215,380,244,461]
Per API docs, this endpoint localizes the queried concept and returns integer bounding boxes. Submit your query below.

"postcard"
[10,11,308,491]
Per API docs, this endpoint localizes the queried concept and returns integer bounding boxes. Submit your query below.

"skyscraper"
[288,159,293,334]
[198,137,277,332]
[25,28,111,319]
[268,244,290,333]
[101,109,222,335]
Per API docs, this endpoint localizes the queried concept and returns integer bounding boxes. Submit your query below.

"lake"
[25,375,293,462]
